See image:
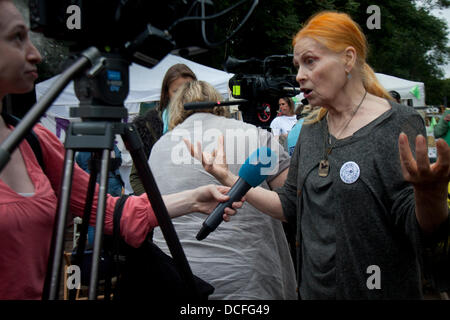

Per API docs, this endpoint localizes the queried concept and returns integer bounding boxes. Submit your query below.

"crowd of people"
[0,0,448,300]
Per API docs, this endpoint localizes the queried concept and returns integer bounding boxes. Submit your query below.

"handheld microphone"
[196,147,276,241]
[184,99,248,110]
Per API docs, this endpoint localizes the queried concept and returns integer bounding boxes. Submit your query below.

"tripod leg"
[69,152,100,300]
[46,149,76,300]
[121,124,200,299]
[88,149,111,300]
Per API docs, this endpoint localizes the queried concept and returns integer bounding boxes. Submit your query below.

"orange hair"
[293,11,392,122]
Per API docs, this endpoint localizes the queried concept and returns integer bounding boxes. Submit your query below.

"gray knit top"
[276,101,430,299]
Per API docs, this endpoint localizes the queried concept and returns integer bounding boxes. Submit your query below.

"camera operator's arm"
[120,185,242,247]
[163,185,242,220]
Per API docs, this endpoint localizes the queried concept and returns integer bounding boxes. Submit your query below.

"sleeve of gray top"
[274,133,300,226]
[390,112,431,248]
[257,128,291,183]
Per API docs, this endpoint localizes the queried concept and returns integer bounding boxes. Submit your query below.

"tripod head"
[70,52,129,123]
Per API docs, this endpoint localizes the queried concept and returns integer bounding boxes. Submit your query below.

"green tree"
[193,0,449,105]
[190,0,303,69]
[19,0,449,105]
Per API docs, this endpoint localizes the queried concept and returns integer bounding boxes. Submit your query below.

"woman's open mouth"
[302,88,313,98]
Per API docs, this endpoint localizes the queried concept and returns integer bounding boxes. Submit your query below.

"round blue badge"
[339,161,360,184]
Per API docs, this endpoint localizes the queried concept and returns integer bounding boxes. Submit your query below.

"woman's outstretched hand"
[398,133,450,190]
[183,135,236,186]
[398,133,450,233]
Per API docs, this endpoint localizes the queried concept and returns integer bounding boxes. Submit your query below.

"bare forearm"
[162,190,195,219]
[221,172,285,221]
[245,186,286,221]
[414,186,449,234]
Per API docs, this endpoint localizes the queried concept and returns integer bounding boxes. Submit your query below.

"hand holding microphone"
[196,147,276,240]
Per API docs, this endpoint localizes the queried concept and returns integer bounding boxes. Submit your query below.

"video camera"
[224,55,299,128]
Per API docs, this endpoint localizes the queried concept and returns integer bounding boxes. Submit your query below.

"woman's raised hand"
[398,133,450,190]
[183,135,236,186]
[398,132,450,232]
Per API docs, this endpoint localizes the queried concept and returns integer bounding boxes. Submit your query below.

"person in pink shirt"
[0,0,241,300]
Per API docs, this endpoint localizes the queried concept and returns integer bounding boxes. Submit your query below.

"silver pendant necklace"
[318,90,367,177]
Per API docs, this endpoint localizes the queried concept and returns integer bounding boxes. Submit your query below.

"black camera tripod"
[0,47,200,300]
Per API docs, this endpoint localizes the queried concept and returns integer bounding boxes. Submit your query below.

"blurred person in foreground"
[0,0,242,299]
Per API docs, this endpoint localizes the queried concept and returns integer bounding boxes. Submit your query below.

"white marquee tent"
[35,54,234,194]
[375,73,425,107]
[36,61,426,125]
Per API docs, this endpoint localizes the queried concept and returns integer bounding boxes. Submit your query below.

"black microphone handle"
[184,99,248,110]
[184,101,217,110]
[196,178,251,241]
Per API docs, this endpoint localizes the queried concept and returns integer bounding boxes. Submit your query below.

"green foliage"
[426,78,450,105]
[192,0,449,105]
[26,0,449,104]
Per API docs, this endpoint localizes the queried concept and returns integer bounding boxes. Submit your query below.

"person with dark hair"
[191,11,450,299]
[129,64,197,195]
[389,90,401,104]
[159,63,198,134]
[132,110,164,157]
[0,0,242,299]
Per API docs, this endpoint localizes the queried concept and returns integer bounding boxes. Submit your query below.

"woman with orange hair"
[187,11,450,299]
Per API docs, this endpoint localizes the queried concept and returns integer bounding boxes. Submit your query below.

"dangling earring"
[346,72,352,80]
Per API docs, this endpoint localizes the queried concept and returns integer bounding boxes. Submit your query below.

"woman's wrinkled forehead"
[293,37,330,61]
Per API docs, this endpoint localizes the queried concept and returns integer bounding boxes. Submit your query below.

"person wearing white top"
[270,97,298,137]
